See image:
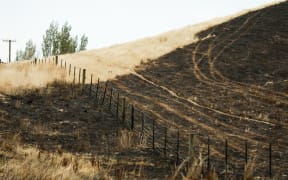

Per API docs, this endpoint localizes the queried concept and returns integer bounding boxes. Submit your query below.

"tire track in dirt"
[133,72,279,127]
[113,72,288,147]
[111,73,288,176]
[191,9,288,105]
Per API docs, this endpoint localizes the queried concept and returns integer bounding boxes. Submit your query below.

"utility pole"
[2,39,16,63]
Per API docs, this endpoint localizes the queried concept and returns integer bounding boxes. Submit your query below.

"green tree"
[16,40,36,60]
[42,21,59,57]
[42,21,88,57]
[79,34,88,51]
[16,50,23,61]
[23,40,36,60]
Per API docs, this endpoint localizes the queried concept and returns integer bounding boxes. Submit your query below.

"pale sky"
[0,0,280,62]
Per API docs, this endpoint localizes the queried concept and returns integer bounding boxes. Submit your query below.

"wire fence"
[29,56,287,179]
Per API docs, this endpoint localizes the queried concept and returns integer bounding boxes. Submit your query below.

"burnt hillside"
[110,1,288,177]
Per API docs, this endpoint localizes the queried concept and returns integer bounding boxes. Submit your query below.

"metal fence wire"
[31,57,288,178]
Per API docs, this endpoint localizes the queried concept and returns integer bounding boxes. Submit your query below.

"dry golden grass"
[0,135,111,180]
[170,153,218,180]
[0,63,66,94]
[118,129,145,150]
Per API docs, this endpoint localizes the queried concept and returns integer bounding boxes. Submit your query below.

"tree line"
[16,21,88,61]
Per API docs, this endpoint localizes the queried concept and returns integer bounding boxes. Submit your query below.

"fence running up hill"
[29,56,287,179]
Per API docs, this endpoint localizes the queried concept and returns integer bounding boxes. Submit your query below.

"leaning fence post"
[188,133,195,165]
[122,98,126,124]
[81,69,86,93]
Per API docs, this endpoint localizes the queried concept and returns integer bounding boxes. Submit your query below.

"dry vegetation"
[0,62,66,94]
[0,1,287,179]
[0,135,111,179]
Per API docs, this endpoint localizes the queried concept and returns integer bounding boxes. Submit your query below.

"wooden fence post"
[89,74,93,96]
[225,139,228,179]
[73,67,76,84]
[64,61,66,69]
[61,59,63,68]
[34,58,37,64]
[176,129,180,165]
[69,64,71,76]
[269,143,272,179]
[54,56,56,65]
[102,82,108,105]
[82,69,86,93]
[95,78,100,104]
[152,119,155,150]
[122,98,126,124]
[131,105,134,130]
[207,136,210,172]
[78,68,81,84]
[109,88,113,111]
[141,113,144,141]
[245,141,248,165]
[116,92,119,120]
[188,133,195,165]
[164,127,167,157]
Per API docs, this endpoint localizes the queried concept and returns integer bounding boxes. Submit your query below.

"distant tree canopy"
[42,21,88,57]
[16,39,36,61]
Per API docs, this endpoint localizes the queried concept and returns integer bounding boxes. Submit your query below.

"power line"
[2,39,16,63]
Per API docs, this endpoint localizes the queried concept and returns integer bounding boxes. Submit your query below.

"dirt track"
[109,2,288,177]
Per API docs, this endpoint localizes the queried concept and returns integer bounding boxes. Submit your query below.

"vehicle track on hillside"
[192,10,288,101]
[111,72,288,175]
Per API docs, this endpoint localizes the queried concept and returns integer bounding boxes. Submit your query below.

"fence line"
[29,56,286,178]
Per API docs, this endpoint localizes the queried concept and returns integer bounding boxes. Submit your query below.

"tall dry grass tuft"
[170,153,218,180]
[118,129,135,150]
[118,129,146,150]
[244,157,257,180]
